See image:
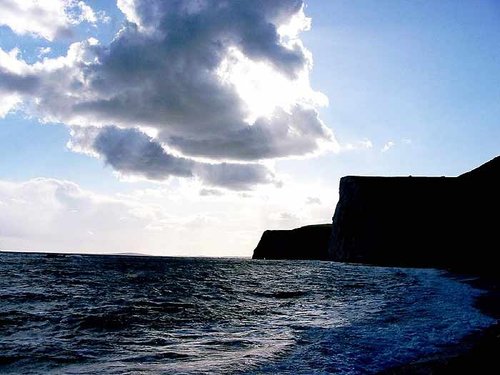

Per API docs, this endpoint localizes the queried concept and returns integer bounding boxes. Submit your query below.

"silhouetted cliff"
[252,157,499,271]
[329,156,500,272]
[252,224,331,260]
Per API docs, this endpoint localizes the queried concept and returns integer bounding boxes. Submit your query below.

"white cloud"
[0,177,220,255]
[0,0,103,41]
[0,0,337,189]
[381,141,395,153]
[0,93,20,117]
[341,139,373,151]
[116,0,145,31]
[0,177,336,256]
[37,47,52,58]
[0,47,28,74]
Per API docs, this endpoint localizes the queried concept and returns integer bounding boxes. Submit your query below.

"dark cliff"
[329,156,500,272]
[252,224,331,260]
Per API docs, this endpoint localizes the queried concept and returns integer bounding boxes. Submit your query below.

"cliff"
[252,156,499,269]
[252,224,331,260]
[329,156,500,272]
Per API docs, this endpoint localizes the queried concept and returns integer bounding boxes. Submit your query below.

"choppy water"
[0,252,494,374]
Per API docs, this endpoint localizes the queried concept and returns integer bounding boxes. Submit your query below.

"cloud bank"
[0,177,336,255]
[0,0,337,189]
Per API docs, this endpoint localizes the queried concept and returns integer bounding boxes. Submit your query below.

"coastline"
[380,273,500,374]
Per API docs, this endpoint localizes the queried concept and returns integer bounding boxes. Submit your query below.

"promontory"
[253,156,499,273]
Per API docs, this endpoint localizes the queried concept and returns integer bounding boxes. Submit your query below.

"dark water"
[0,252,493,374]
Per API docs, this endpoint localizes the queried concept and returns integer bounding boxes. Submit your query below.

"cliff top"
[340,155,499,182]
[263,224,332,233]
[459,156,500,179]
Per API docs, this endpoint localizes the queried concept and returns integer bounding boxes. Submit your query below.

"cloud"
[0,178,146,243]
[0,93,20,117]
[381,141,395,153]
[0,176,336,256]
[0,177,218,254]
[167,106,335,160]
[92,126,194,179]
[306,197,321,205]
[0,0,337,188]
[194,161,276,191]
[0,0,103,41]
[199,188,223,197]
[341,139,373,151]
[69,126,276,190]
[37,47,52,58]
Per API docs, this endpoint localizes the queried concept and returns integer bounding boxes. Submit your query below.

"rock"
[252,224,332,260]
[328,156,500,273]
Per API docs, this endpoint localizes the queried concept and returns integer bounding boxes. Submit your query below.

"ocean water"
[0,252,494,374]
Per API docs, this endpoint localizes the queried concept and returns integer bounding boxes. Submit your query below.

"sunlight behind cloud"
[0,0,338,189]
[216,47,327,124]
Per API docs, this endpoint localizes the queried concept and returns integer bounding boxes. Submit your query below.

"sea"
[0,252,494,374]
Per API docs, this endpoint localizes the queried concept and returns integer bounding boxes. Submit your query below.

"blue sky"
[0,0,499,255]
[282,0,500,181]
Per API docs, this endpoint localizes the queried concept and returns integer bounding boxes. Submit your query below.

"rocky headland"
[252,224,331,260]
[253,156,500,274]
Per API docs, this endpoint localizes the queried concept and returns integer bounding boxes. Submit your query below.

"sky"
[0,0,499,256]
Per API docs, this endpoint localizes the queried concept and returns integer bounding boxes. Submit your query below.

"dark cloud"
[116,0,305,76]
[165,106,332,160]
[73,126,275,190]
[66,0,308,136]
[0,70,40,93]
[93,127,194,179]
[194,161,275,191]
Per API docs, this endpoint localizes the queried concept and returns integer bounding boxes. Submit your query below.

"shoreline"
[380,273,500,374]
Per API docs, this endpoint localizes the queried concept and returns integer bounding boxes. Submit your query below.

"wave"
[253,290,309,299]
[0,253,494,374]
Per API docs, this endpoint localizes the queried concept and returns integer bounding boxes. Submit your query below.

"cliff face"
[252,224,331,260]
[329,156,500,272]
